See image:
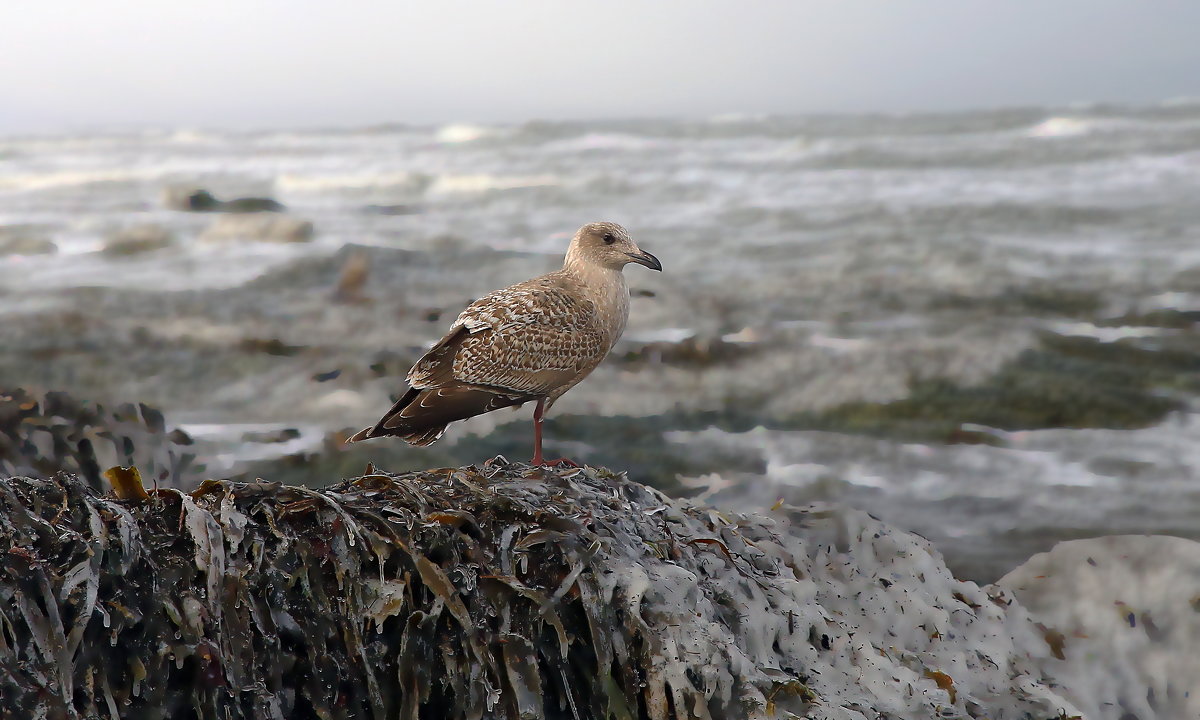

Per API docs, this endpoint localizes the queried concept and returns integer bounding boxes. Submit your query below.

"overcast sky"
[2,1,1198,132]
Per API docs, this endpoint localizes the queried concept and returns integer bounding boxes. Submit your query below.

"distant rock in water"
[161,185,285,213]
[200,213,315,244]
[102,223,174,256]
[0,224,57,256]
[332,249,371,303]
[616,333,756,368]
[362,203,421,216]
[999,535,1200,720]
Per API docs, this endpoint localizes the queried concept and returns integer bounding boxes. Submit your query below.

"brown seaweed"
[0,459,1081,719]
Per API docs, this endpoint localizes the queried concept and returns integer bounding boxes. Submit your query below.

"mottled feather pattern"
[437,280,610,397]
[349,220,656,447]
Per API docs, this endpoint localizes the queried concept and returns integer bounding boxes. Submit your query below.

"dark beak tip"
[630,250,662,271]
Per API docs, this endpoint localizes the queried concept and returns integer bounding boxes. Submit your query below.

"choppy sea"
[3,102,1200,579]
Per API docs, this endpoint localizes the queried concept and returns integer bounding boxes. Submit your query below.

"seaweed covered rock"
[0,460,1084,719]
[103,223,175,256]
[0,224,57,256]
[0,388,197,491]
[161,186,285,213]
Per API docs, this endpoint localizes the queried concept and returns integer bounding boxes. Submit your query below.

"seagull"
[347,222,662,465]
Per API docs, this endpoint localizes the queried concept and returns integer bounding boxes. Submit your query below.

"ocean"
[3,102,1200,580]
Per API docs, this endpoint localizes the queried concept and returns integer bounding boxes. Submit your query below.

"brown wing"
[348,280,606,445]
[347,326,534,444]
[447,282,609,396]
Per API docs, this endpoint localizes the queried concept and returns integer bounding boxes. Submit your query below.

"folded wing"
[348,282,608,445]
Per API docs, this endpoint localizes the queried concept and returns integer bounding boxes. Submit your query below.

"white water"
[4,104,1200,579]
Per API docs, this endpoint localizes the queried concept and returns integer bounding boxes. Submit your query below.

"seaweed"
[0,388,197,492]
[783,331,1200,444]
[0,460,1083,719]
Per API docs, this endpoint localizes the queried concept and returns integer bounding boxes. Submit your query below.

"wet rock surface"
[0,224,57,256]
[784,331,1200,444]
[199,213,315,244]
[0,461,1085,719]
[999,535,1200,720]
[103,223,175,256]
[162,186,286,213]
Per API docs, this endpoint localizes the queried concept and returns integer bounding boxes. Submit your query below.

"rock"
[102,223,174,256]
[617,334,755,367]
[0,225,57,256]
[332,250,370,303]
[428,232,469,253]
[1101,308,1200,328]
[161,185,206,210]
[0,461,1084,719]
[241,427,301,444]
[237,337,305,355]
[162,185,285,213]
[1169,265,1200,293]
[786,331,1195,444]
[998,535,1200,720]
[362,203,421,216]
[219,196,287,213]
[199,214,315,244]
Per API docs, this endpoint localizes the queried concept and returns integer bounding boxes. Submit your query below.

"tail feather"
[398,425,447,446]
[346,384,530,446]
[346,387,420,443]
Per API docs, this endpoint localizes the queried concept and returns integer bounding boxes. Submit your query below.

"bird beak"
[625,250,662,271]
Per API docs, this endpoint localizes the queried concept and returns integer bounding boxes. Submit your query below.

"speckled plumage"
[448,279,609,396]
[348,222,660,457]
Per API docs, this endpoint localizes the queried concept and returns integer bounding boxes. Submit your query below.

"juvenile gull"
[347,222,661,464]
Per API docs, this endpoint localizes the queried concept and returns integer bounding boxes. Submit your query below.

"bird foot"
[532,457,581,468]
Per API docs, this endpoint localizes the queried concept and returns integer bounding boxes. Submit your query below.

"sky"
[2,0,1198,132]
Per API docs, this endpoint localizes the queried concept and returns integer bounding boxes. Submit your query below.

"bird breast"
[573,265,629,348]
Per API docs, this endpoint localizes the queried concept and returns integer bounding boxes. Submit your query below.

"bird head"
[565,221,662,272]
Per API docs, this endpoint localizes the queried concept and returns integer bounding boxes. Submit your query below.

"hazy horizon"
[2,0,1199,134]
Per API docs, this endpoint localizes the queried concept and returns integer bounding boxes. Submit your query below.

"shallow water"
[3,103,1200,580]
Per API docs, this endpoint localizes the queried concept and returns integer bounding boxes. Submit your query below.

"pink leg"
[530,398,580,468]
[532,398,545,465]
[532,398,578,468]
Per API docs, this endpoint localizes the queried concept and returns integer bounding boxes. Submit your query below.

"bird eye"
[603,233,615,245]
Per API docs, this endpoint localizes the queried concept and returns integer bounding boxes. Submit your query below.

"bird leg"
[532,398,545,465]
[531,398,581,467]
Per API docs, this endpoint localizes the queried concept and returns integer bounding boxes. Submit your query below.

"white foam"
[166,129,219,145]
[622,327,696,344]
[707,112,768,124]
[543,133,657,152]
[0,169,149,191]
[808,333,871,354]
[276,171,426,192]
[427,173,558,194]
[177,422,325,469]
[1142,291,1200,312]
[434,123,496,144]
[1025,116,1094,138]
[1049,321,1169,342]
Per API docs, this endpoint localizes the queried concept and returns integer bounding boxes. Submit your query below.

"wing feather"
[449,283,608,396]
[352,276,611,446]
